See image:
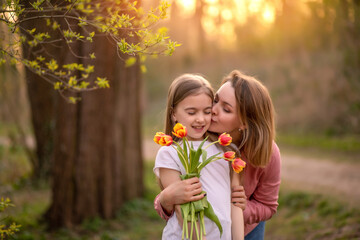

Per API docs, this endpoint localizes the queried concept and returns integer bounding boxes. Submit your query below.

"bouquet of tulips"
[154,123,246,240]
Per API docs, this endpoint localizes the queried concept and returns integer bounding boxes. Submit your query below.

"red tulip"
[224,151,235,160]
[172,123,187,138]
[232,158,246,173]
[159,134,173,146]
[218,133,232,146]
[153,132,165,144]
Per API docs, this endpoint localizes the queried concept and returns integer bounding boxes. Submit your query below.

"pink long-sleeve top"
[154,142,281,236]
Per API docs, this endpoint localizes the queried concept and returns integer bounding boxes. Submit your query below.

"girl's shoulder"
[156,145,176,156]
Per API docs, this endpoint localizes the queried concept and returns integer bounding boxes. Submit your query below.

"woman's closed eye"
[223,108,230,113]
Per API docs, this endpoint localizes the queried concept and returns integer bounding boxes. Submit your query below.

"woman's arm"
[231,171,244,240]
[243,144,281,224]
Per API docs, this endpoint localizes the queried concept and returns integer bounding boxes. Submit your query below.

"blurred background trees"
[143,0,360,137]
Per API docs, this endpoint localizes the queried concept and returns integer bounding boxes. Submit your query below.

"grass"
[1,161,165,240]
[1,160,359,240]
[267,190,360,239]
[277,132,360,162]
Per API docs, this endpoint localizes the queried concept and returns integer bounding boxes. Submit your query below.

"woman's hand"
[160,177,205,213]
[231,185,247,210]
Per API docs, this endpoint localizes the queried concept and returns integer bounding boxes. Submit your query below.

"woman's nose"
[212,104,218,115]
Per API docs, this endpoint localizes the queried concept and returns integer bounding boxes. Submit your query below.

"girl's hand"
[231,185,247,210]
[160,177,205,213]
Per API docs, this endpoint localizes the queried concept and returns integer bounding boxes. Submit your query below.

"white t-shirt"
[153,140,231,240]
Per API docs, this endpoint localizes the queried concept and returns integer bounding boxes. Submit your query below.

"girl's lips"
[193,126,205,132]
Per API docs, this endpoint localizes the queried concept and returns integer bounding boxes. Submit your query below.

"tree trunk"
[45,21,144,229]
[19,0,144,228]
[20,0,56,180]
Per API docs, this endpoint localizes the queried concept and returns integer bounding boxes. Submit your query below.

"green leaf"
[68,96,80,104]
[181,202,191,239]
[125,57,136,67]
[46,59,58,71]
[54,82,63,90]
[140,64,147,73]
[204,200,223,237]
[189,148,198,173]
[95,77,110,88]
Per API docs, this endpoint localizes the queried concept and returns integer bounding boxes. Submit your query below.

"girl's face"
[209,82,242,140]
[172,92,212,141]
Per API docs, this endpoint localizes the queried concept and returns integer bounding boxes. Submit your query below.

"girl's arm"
[154,176,205,220]
[231,171,244,240]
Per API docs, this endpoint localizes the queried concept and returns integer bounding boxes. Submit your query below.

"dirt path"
[143,139,360,206]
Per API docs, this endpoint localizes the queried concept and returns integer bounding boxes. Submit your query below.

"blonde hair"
[165,74,214,141]
[222,70,275,167]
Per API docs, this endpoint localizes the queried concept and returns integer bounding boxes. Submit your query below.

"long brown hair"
[165,74,214,141]
[222,70,275,167]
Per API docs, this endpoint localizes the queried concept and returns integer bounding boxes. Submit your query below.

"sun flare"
[176,0,196,16]
[262,4,275,24]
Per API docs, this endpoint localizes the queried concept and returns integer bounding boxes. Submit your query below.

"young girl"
[153,74,244,239]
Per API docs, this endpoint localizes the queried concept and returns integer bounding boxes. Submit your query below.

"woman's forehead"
[217,82,236,103]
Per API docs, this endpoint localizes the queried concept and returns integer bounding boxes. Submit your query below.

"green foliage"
[267,190,360,239]
[277,133,360,153]
[0,0,179,102]
[0,198,21,240]
[276,132,360,163]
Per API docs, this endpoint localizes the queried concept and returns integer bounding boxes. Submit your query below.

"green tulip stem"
[203,140,219,150]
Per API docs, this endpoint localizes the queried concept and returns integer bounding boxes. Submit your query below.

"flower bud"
[159,134,173,146]
[232,158,246,173]
[218,133,232,146]
[172,123,187,138]
[153,132,165,144]
[224,151,235,160]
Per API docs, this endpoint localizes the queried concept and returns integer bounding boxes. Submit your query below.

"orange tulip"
[218,133,232,146]
[158,134,173,146]
[153,132,165,144]
[224,151,235,160]
[172,123,187,138]
[232,158,246,173]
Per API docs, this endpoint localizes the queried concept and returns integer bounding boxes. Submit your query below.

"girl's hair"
[222,70,275,167]
[165,74,214,140]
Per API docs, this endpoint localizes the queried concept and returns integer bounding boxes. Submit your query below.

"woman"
[154,70,281,239]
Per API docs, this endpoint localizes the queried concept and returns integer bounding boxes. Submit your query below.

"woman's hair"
[222,70,275,167]
[165,74,214,140]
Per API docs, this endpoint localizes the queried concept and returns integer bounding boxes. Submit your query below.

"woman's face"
[209,82,242,139]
